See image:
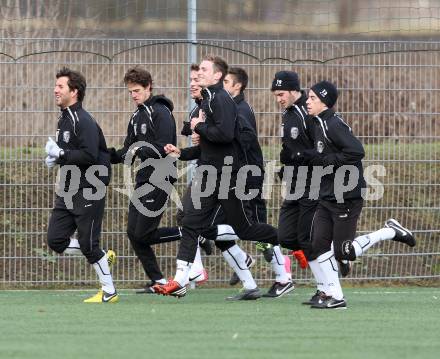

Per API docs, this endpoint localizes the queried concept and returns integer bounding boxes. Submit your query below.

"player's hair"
[202,54,228,81]
[123,67,153,90]
[228,67,248,93]
[56,67,86,102]
[190,63,199,72]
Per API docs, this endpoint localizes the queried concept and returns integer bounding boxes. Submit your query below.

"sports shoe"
[311,296,347,309]
[226,287,262,301]
[302,290,326,305]
[107,249,116,268]
[262,281,294,298]
[153,280,187,298]
[84,290,119,303]
[189,269,209,285]
[229,254,255,286]
[338,259,351,277]
[292,250,308,269]
[256,242,274,262]
[385,218,416,247]
[136,280,163,294]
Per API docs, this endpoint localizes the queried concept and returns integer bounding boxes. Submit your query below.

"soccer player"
[176,64,261,300]
[303,80,416,309]
[45,67,118,303]
[154,55,293,299]
[108,67,177,291]
[220,67,273,287]
[270,70,323,300]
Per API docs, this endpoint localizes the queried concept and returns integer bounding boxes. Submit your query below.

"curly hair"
[123,67,153,90]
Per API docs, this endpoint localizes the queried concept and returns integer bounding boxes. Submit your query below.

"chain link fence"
[0,38,439,288]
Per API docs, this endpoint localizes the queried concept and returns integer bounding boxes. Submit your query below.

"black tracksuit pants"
[278,198,318,260]
[177,173,279,263]
[47,189,106,264]
[311,199,364,261]
[127,183,171,282]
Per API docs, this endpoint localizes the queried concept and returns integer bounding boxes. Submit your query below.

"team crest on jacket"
[141,123,147,135]
[317,141,324,153]
[290,127,299,139]
[63,131,70,143]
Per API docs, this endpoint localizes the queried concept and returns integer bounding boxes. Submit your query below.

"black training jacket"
[234,93,264,186]
[110,95,177,184]
[279,91,315,197]
[309,108,366,201]
[55,102,111,190]
[192,81,241,171]
[181,99,201,137]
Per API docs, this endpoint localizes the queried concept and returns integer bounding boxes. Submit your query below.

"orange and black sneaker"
[292,250,308,269]
[153,280,187,298]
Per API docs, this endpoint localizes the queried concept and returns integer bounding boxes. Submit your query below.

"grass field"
[1,287,439,359]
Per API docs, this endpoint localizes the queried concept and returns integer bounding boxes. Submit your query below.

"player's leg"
[250,192,274,262]
[219,191,293,298]
[47,195,78,255]
[73,191,118,303]
[127,186,168,289]
[310,203,345,309]
[154,179,218,297]
[351,218,416,258]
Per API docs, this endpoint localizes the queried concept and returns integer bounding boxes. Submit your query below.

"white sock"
[216,224,239,241]
[155,278,167,285]
[222,245,257,290]
[92,254,116,294]
[63,237,82,255]
[174,259,191,287]
[352,228,395,257]
[309,259,328,293]
[317,250,344,300]
[188,246,204,278]
[271,245,290,284]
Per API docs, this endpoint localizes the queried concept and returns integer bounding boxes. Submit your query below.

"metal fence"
[1,38,439,288]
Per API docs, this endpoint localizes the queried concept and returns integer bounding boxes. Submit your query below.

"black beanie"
[271,71,300,91]
[310,81,338,108]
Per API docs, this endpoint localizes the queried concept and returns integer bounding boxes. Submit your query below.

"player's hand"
[191,109,205,130]
[45,155,57,169]
[191,133,200,145]
[301,149,320,163]
[45,137,62,158]
[164,144,181,157]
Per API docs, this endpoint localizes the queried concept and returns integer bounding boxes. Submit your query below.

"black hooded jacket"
[110,95,177,184]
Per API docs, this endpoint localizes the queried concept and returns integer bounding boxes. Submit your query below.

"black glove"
[301,149,322,164]
[108,147,119,164]
[280,147,305,166]
[181,121,192,136]
[279,147,291,165]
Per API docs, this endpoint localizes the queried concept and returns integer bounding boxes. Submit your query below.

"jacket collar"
[62,101,82,113]
[233,93,244,104]
[316,108,335,121]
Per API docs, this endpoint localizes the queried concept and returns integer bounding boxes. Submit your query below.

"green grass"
[1,287,439,359]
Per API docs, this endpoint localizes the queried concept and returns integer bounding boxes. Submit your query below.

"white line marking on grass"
[351,291,440,295]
